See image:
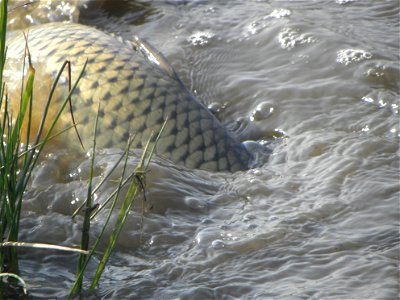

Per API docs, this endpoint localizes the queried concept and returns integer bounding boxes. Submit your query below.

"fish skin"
[5,23,251,172]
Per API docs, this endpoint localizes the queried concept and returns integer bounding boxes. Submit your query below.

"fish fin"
[129,36,184,84]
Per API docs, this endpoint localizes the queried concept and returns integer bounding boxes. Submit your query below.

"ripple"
[244,8,291,37]
[9,0,400,298]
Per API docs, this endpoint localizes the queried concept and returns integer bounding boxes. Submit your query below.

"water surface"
[7,0,400,298]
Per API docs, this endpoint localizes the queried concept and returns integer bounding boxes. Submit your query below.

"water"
[6,0,400,298]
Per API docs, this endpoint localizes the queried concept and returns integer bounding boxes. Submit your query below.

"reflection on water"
[7,0,400,298]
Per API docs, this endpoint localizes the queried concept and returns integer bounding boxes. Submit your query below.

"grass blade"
[0,242,89,255]
[88,119,168,292]
[0,273,28,296]
[68,135,136,299]
[72,102,101,295]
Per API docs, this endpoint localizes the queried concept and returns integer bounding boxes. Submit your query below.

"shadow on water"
[78,0,157,26]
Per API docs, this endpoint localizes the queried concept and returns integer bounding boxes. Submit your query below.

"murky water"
[6,0,400,299]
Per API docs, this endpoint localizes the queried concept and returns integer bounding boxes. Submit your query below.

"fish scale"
[5,22,251,172]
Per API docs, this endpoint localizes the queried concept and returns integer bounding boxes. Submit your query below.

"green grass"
[0,1,161,298]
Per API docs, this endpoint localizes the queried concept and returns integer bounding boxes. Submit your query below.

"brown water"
[6,0,400,299]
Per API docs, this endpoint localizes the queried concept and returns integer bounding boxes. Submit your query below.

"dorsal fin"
[129,36,184,84]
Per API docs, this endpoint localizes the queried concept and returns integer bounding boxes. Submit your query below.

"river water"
[6,0,400,299]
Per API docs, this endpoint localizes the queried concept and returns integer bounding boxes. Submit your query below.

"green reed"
[0,0,85,296]
[69,120,166,297]
[0,2,163,297]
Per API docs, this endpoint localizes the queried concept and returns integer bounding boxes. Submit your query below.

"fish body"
[5,23,251,172]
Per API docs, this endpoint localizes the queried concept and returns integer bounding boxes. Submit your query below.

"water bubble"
[243,214,256,222]
[246,18,268,36]
[247,21,261,35]
[362,96,374,104]
[361,92,398,114]
[278,28,316,50]
[273,128,288,138]
[71,197,80,205]
[248,224,257,230]
[208,102,222,114]
[336,48,372,65]
[336,0,354,4]
[25,15,35,24]
[245,9,291,37]
[204,7,216,14]
[361,125,370,132]
[367,67,385,77]
[391,103,398,114]
[248,169,263,176]
[211,239,225,249]
[269,215,279,221]
[188,31,215,46]
[266,8,291,19]
[377,99,388,108]
[184,196,207,210]
[54,1,75,17]
[250,102,274,121]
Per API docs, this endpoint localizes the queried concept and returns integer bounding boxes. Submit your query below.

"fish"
[4,22,252,172]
